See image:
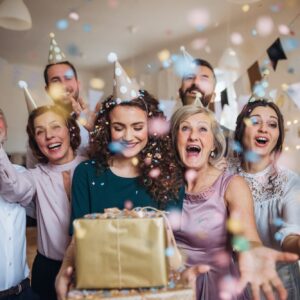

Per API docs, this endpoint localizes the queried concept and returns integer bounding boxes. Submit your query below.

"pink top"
[0,147,85,260]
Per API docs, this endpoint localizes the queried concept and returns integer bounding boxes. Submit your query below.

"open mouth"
[255,136,269,145]
[186,145,201,154]
[48,143,62,150]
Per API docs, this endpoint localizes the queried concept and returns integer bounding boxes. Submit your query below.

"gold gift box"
[74,217,168,289]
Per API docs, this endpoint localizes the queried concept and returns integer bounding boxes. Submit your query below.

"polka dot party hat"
[113,60,140,102]
[48,32,66,64]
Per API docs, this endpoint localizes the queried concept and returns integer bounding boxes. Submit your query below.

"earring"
[210,150,216,158]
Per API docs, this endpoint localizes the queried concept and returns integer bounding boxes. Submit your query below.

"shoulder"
[224,174,251,202]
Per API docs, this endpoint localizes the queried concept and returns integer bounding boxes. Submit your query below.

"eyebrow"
[112,121,145,126]
[34,120,61,129]
[250,114,278,120]
[181,120,210,125]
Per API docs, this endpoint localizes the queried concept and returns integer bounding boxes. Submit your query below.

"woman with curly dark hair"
[70,89,182,221]
[231,98,300,300]
[0,105,86,300]
[55,89,183,299]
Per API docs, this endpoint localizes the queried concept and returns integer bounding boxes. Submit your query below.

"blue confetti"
[251,29,257,37]
[56,19,69,30]
[168,280,176,289]
[65,69,75,79]
[274,232,284,242]
[273,218,284,227]
[108,141,124,154]
[282,38,300,52]
[100,182,104,186]
[231,141,243,153]
[165,247,175,257]
[244,151,260,163]
[83,23,92,32]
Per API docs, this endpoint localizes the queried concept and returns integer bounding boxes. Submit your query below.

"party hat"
[113,60,140,102]
[48,32,66,64]
[175,46,196,77]
[18,81,37,114]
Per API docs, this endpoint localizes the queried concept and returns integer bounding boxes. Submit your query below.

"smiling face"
[109,105,148,159]
[179,65,216,106]
[34,111,74,165]
[242,106,280,158]
[46,63,80,109]
[177,112,215,170]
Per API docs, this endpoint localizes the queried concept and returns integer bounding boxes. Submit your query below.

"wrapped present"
[67,286,194,300]
[74,208,175,289]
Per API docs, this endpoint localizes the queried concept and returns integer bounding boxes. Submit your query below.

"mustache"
[185,85,203,96]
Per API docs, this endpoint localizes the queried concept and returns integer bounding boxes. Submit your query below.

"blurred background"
[0,0,299,172]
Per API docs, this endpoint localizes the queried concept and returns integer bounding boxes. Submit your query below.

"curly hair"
[89,90,182,206]
[27,105,81,164]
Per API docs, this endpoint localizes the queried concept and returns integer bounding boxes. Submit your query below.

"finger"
[274,251,298,262]
[78,97,87,109]
[270,277,287,300]
[261,282,275,300]
[196,264,210,274]
[251,284,260,300]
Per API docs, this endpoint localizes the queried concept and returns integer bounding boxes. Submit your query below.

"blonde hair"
[170,105,226,166]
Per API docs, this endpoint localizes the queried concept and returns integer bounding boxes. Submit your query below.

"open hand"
[237,246,298,300]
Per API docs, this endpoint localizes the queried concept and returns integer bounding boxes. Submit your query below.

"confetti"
[108,141,125,154]
[149,168,161,178]
[56,19,69,30]
[256,16,274,37]
[232,235,250,252]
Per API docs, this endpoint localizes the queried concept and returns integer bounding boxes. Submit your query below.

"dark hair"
[190,58,216,80]
[43,61,78,86]
[235,99,284,155]
[89,90,182,206]
[26,105,81,164]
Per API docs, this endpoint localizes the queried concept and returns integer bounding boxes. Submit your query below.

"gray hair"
[170,105,226,166]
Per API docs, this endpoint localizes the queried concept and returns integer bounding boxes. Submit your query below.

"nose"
[193,76,201,87]
[45,128,54,140]
[123,128,134,142]
[258,121,267,132]
[188,128,198,141]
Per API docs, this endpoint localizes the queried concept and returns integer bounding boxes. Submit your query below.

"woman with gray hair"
[170,105,298,300]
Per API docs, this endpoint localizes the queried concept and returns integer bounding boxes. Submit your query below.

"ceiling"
[0,0,296,71]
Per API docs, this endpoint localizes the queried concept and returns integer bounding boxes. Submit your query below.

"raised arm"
[0,145,35,206]
[225,175,298,300]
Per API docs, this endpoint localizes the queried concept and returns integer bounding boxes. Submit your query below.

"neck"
[110,156,139,177]
[185,163,212,193]
[242,155,273,174]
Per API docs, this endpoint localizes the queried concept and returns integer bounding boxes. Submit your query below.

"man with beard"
[179,58,216,109]
[178,58,233,157]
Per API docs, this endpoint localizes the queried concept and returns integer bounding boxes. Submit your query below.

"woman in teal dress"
[69,89,182,228]
[55,90,183,298]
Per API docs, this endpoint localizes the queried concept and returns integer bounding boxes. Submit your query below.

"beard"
[179,84,213,107]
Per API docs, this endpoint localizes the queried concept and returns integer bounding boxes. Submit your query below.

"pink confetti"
[187,8,210,29]
[230,32,244,45]
[256,16,274,36]
[185,169,198,183]
[148,118,170,136]
[124,200,133,210]
[149,168,161,178]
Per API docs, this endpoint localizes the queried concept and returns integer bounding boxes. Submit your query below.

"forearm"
[282,235,300,256]
[59,237,75,275]
[0,146,35,205]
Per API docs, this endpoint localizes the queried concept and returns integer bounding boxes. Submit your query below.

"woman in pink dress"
[170,105,298,300]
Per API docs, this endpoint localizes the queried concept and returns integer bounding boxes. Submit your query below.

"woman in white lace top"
[231,99,300,300]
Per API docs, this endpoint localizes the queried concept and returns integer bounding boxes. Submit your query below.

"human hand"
[180,264,210,288]
[237,246,298,300]
[55,266,74,300]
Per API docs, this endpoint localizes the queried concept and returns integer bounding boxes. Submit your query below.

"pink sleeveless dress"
[173,171,250,300]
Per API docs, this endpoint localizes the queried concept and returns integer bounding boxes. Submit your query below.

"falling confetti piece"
[56,19,69,30]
